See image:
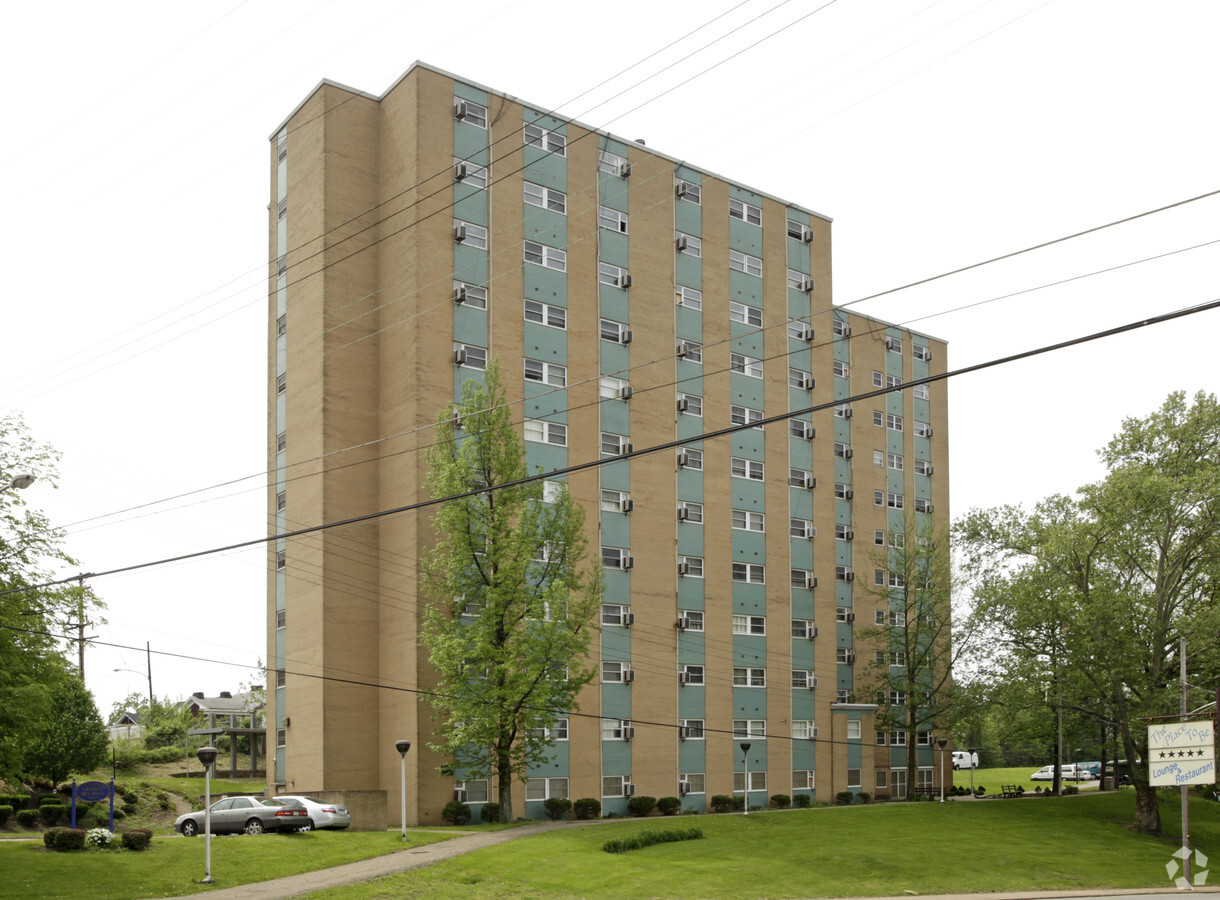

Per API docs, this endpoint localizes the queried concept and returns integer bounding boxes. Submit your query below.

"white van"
[952,751,979,770]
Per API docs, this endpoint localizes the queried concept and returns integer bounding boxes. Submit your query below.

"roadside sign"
[76,781,112,802]
[1148,721,1215,787]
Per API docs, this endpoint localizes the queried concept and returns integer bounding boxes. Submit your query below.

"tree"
[420,362,602,822]
[958,391,1220,834]
[0,414,105,782]
[23,674,110,784]
[857,517,966,796]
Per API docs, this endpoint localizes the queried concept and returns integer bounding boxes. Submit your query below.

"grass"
[300,791,1220,900]
[953,766,1099,795]
[0,829,457,899]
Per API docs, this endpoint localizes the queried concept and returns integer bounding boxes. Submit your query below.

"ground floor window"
[526,777,568,801]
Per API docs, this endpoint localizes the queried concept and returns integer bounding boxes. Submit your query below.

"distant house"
[185,691,266,777]
[108,709,144,743]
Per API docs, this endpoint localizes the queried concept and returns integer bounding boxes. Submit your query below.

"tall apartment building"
[267,63,949,825]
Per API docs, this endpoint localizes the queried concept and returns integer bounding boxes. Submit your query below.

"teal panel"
[731,584,766,615]
[675,164,702,181]
[732,330,764,358]
[847,737,861,769]
[601,458,630,491]
[277,160,287,202]
[523,148,566,191]
[453,368,486,398]
[732,479,764,509]
[603,568,632,600]
[601,399,630,435]
[677,470,703,502]
[729,271,762,306]
[453,187,488,224]
[887,430,903,456]
[675,253,701,288]
[453,306,487,347]
[677,687,705,718]
[523,264,566,302]
[678,741,705,772]
[276,685,286,719]
[834,374,849,399]
[454,128,488,162]
[599,289,629,324]
[524,208,566,245]
[730,429,765,460]
[524,108,566,131]
[524,326,568,365]
[676,577,704,609]
[788,290,811,321]
[276,628,285,660]
[791,589,814,620]
[790,539,812,569]
[788,385,810,411]
[834,418,851,444]
[789,488,812,520]
[729,219,763,256]
[676,414,703,442]
[276,391,286,428]
[600,175,628,212]
[837,665,852,692]
[454,244,488,285]
[836,580,852,606]
[791,692,816,719]
[915,476,931,500]
[528,741,569,775]
[675,360,702,392]
[791,638,815,667]
[887,471,904,495]
[789,438,811,470]
[833,497,851,523]
[789,343,812,370]
[675,202,701,235]
[733,687,767,718]
[601,341,629,374]
[601,513,630,548]
[833,335,850,362]
[602,626,631,658]
[525,392,566,422]
[787,238,810,273]
[453,82,488,104]
[732,531,766,557]
[913,398,930,422]
[730,374,763,408]
[888,509,906,535]
[834,458,851,485]
[276,567,286,597]
[599,231,629,266]
[523,444,566,475]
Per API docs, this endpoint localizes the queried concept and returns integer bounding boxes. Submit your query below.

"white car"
[952,751,979,770]
[273,795,352,830]
[1030,764,1096,781]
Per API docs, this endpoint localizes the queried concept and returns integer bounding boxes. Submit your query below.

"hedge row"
[603,826,704,854]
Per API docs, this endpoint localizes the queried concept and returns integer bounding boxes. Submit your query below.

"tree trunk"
[495,744,514,823]
[1112,685,1161,834]
[1131,780,1161,834]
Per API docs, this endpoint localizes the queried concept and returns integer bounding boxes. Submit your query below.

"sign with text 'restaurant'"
[1148,721,1215,787]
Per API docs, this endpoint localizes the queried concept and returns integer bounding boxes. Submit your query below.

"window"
[729,301,763,327]
[524,419,567,446]
[599,262,631,288]
[874,569,886,586]
[453,158,488,189]
[913,383,930,400]
[835,482,851,499]
[600,489,630,513]
[677,340,702,363]
[676,285,702,309]
[276,315,286,337]
[833,361,849,378]
[874,530,886,546]
[529,718,569,742]
[453,281,488,310]
[676,232,701,257]
[276,668,286,688]
[601,661,632,682]
[836,565,854,582]
[789,368,813,390]
[276,728,286,748]
[731,457,764,481]
[599,377,630,401]
[277,199,286,220]
[732,719,766,739]
[887,337,903,353]
[276,491,286,512]
[731,563,765,583]
[837,690,852,702]
[524,299,565,329]
[601,719,632,740]
[891,731,908,746]
[732,615,766,635]
[790,518,814,539]
[875,731,888,746]
[835,524,853,541]
[793,770,815,790]
[276,373,286,395]
[454,98,487,128]
[888,414,904,432]
[791,619,816,639]
[542,481,564,503]
[276,608,285,628]
[732,509,765,532]
[730,353,763,378]
[602,774,631,795]
[679,664,705,685]
[277,255,287,277]
[791,719,817,740]
[599,319,630,343]
[454,220,488,250]
[598,206,628,233]
[676,393,702,417]
[875,770,888,791]
[915,498,933,513]
[680,610,704,631]
[598,150,628,175]
[680,719,705,739]
[600,431,630,457]
[790,568,814,588]
[832,318,850,336]
[525,777,569,801]
[889,691,908,704]
[787,218,808,239]
[847,769,861,789]
[602,547,632,570]
[524,359,566,386]
[873,450,884,467]
[677,447,703,469]
[454,343,487,370]
[276,549,286,570]
[729,249,763,276]
[787,268,812,290]
[601,604,632,626]
[729,198,762,225]
[888,453,904,471]
[914,343,932,361]
[874,490,885,506]
[914,459,933,476]
[675,179,700,203]
[790,467,814,488]
[872,371,884,388]
[523,181,566,213]
[834,404,852,418]
[523,123,566,155]
[847,720,862,740]
[730,405,763,429]
[792,670,816,689]
[835,606,852,622]
[734,771,767,792]
[888,492,905,509]
[523,240,566,271]
[790,320,812,340]
[836,647,854,664]
[834,441,851,459]
[678,501,703,523]
[916,731,932,746]
[276,432,286,452]
[681,772,706,793]
[892,531,905,548]
[886,374,902,388]
[678,556,704,577]
[914,420,932,438]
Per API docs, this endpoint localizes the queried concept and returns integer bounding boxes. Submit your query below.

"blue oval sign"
[77,781,112,803]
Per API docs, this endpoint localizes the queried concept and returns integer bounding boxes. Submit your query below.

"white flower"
[85,827,114,849]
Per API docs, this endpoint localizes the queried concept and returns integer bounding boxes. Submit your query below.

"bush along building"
[267,62,950,825]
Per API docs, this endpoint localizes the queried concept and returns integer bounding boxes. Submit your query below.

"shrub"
[656,796,681,816]
[480,801,500,823]
[572,798,601,820]
[85,828,114,849]
[1017,785,1025,795]
[44,828,86,851]
[121,829,153,851]
[110,807,126,821]
[16,809,40,828]
[793,793,812,808]
[769,794,791,809]
[859,793,871,804]
[543,798,571,821]
[627,795,657,818]
[603,826,703,854]
[974,785,986,796]
[872,792,890,802]
[835,791,854,806]
[442,800,471,825]
[43,828,65,849]
[40,804,67,825]
[709,795,742,814]
[1064,785,1079,795]
[119,787,138,805]
[0,805,11,827]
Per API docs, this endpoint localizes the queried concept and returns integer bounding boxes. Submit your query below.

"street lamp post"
[5,473,35,492]
[937,738,948,803]
[1074,747,1081,783]
[740,742,751,815]
[196,747,218,884]
[968,747,978,797]
[395,740,411,840]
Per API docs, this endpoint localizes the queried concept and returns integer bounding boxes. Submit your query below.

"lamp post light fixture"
[937,738,949,803]
[968,747,978,797]
[1074,747,1082,783]
[740,742,751,816]
[196,746,218,884]
[395,739,411,840]
[5,473,35,491]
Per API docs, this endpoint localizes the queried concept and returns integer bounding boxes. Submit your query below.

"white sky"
[2,0,1216,719]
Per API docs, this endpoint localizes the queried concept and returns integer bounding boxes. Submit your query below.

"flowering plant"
[85,828,114,849]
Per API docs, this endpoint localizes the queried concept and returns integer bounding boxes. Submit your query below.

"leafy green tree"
[23,675,110,784]
[0,414,104,781]
[958,391,1220,834]
[421,362,602,822]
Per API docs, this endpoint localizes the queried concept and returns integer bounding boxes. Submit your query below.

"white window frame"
[730,353,763,378]
[677,393,702,417]
[601,661,632,682]
[680,610,704,632]
[888,492,905,510]
[523,123,566,155]
[732,719,766,739]
[523,240,566,271]
[601,547,631,569]
[524,299,566,329]
[600,431,630,457]
[678,447,703,469]
[676,285,702,310]
[680,719,705,739]
[791,719,817,739]
[888,414,904,432]
[454,342,487,370]
[914,458,933,476]
[729,249,763,277]
[599,375,629,399]
[678,501,703,523]
[915,498,933,513]
[732,615,766,635]
[833,361,849,378]
[599,261,631,288]
[835,482,851,499]
[731,405,764,430]
[601,604,632,626]
[729,301,763,327]
[678,555,704,578]
[733,667,767,687]
[523,181,566,214]
[790,518,814,539]
[679,664,705,685]
[915,420,932,437]
[600,489,629,513]
[598,150,627,175]
[731,562,765,584]
[599,319,630,343]
[731,509,765,532]
[734,771,767,792]
[453,281,488,310]
[675,179,701,204]
[525,776,569,801]
[676,232,702,257]
[791,670,816,689]
[914,343,932,361]
[790,467,814,488]
[524,419,567,446]
[524,358,566,386]
[601,720,631,740]
[601,774,630,796]
[791,618,816,639]
[454,219,488,250]
[913,383,930,400]
[729,198,762,226]
[731,457,764,481]
[598,206,628,233]
[453,158,488,189]
[454,98,487,128]
[677,340,702,364]
[888,453,904,471]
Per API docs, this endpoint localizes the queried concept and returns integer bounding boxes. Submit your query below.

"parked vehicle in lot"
[273,795,352,830]
[174,796,312,836]
[952,751,979,770]
[1030,764,1096,781]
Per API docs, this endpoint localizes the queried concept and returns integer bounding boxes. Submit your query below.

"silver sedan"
[273,795,352,830]
[174,796,312,836]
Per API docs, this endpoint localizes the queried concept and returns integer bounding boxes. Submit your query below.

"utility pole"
[1180,638,1190,887]
[63,575,93,682]
[146,641,154,703]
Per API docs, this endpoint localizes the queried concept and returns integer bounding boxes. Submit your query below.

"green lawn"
[302,791,1220,900]
[953,765,1100,795]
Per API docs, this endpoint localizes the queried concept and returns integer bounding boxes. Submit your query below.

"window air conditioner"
[624,611,635,627]
[454,788,468,803]
[843,407,853,418]
[845,529,855,541]
[844,448,854,459]
[675,183,688,199]
[616,385,633,401]
[616,162,632,178]
[804,573,818,590]
[453,347,467,365]
[926,504,936,513]
[453,99,469,120]
[797,326,814,341]
[678,672,689,685]
[675,235,688,252]
[845,571,855,582]
[678,726,689,741]
[926,427,934,437]
[676,396,689,412]
[453,224,467,242]
[809,676,818,689]
[622,443,634,456]
[841,325,853,337]
[676,616,691,630]
[799,277,815,293]
[677,451,691,468]
[453,161,469,181]
[619,329,633,345]
[677,507,690,522]
[925,465,934,475]
[622,669,635,683]
[797,373,813,390]
[846,612,856,622]
[623,725,635,739]
[809,626,819,639]
[886,338,898,350]
[622,498,635,513]
[623,780,636,794]
[800,226,814,243]
[622,556,635,570]
[846,652,856,664]
[677,562,690,576]
[679,781,691,795]
[676,343,689,359]
[801,474,816,490]
[452,285,468,304]
[797,422,814,440]
[620,273,633,289]
[844,489,854,499]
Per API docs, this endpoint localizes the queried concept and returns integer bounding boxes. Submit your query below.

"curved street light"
[5,473,35,491]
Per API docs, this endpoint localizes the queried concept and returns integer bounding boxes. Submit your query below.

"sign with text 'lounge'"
[1148,720,1215,787]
